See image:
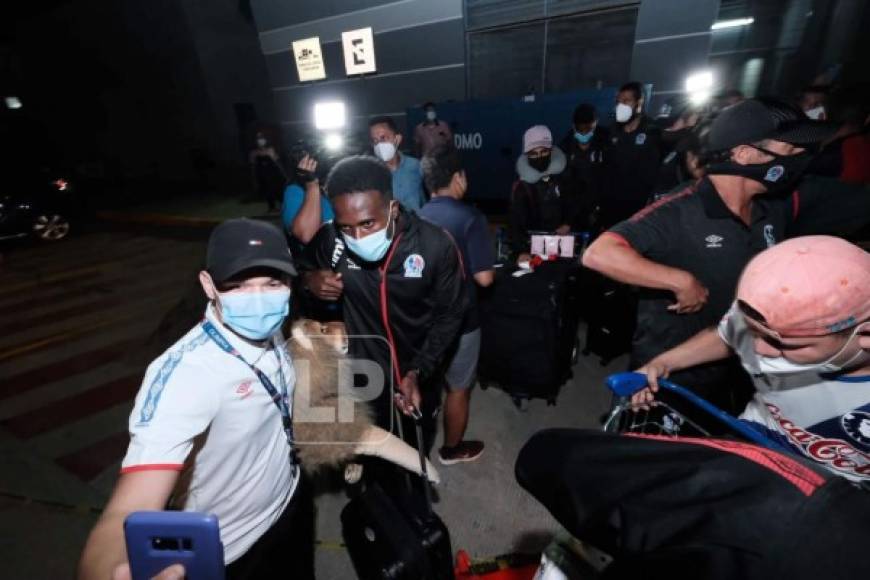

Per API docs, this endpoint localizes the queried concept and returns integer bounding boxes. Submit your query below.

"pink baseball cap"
[523,125,553,153]
[736,236,870,337]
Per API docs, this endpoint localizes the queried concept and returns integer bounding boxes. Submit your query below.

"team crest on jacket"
[403,254,425,278]
[764,165,784,182]
[842,411,870,448]
[763,224,776,248]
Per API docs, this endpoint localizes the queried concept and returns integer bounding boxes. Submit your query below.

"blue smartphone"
[124,511,225,580]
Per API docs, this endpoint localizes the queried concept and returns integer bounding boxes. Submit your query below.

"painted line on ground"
[1,373,140,438]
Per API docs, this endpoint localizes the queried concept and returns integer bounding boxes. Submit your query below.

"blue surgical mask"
[342,205,396,262]
[219,289,291,341]
[574,130,594,144]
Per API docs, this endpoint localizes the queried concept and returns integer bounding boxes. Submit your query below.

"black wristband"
[296,167,318,184]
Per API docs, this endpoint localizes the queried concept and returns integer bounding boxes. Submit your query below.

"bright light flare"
[314,101,346,130]
[324,133,343,151]
[686,70,714,104]
[711,17,754,30]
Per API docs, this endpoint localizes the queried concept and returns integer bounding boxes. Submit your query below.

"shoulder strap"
[201,321,296,454]
[329,227,347,270]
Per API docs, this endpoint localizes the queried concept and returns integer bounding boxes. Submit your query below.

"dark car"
[0,165,78,242]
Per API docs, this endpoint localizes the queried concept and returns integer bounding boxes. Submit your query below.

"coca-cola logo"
[767,403,870,480]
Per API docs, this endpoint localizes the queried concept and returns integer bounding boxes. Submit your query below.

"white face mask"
[374,141,397,162]
[615,103,634,123]
[804,105,826,120]
[756,324,870,376]
[425,110,437,122]
[256,137,267,148]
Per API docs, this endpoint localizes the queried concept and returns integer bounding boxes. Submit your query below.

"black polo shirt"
[609,178,794,372]
[601,116,662,226]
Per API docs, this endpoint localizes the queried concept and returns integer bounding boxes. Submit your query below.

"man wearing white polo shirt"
[78,219,313,580]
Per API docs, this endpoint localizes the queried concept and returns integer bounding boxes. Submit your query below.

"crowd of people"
[77,80,870,579]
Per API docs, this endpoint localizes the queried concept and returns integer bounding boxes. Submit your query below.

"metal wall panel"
[547,0,637,17]
[545,8,638,92]
[264,19,465,91]
[468,23,545,98]
[257,0,462,52]
[252,0,401,35]
[250,0,466,137]
[466,0,546,30]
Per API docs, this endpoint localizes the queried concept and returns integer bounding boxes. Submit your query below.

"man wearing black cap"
[79,219,314,580]
[583,98,841,410]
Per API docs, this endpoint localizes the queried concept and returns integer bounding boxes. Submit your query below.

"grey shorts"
[444,328,481,390]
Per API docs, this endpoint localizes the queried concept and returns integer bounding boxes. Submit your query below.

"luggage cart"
[602,371,789,452]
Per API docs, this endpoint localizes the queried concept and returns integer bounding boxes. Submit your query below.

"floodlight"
[314,101,346,131]
[685,71,714,105]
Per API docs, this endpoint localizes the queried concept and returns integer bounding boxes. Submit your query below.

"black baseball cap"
[706,98,837,152]
[206,218,297,283]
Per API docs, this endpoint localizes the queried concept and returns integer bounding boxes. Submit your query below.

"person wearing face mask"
[369,115,426,213]
[509,125,575,262]
[559,103,611,232]
[512,238,870,580]
[78,218,315,580]
[301,156,467,467]
[799,84,829,121]
[599,81,663,228]
[249,131,287,213]
[634,235,870,483]
[419,146,495,465]
[584,98,840,412]
[414,101,454,158]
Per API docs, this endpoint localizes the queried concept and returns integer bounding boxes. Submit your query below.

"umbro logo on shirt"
[236,380,253,399]
[705,234,724,248]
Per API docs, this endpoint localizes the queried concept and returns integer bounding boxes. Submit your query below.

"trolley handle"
[605,372,786,452]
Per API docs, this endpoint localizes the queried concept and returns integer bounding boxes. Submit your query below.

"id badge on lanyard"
[201,321,297,461]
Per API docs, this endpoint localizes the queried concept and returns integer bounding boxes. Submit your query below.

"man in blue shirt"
[419,146,495,464]
[281,154,334,244]
[369,116,426,212]
[281,154,341,322]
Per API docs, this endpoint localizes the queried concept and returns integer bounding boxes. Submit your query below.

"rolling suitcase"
[580,273,636,365]
[477,260,582,408]
[341,414,454,580]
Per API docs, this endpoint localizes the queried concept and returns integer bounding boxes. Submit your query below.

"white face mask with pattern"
[374,141,397,162]
[756,323,870,375]
[615,103,634,123]
[804,105,826,120]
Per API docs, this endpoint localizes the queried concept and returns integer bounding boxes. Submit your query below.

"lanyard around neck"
[201,320,296,451]
[378,233,405,387]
